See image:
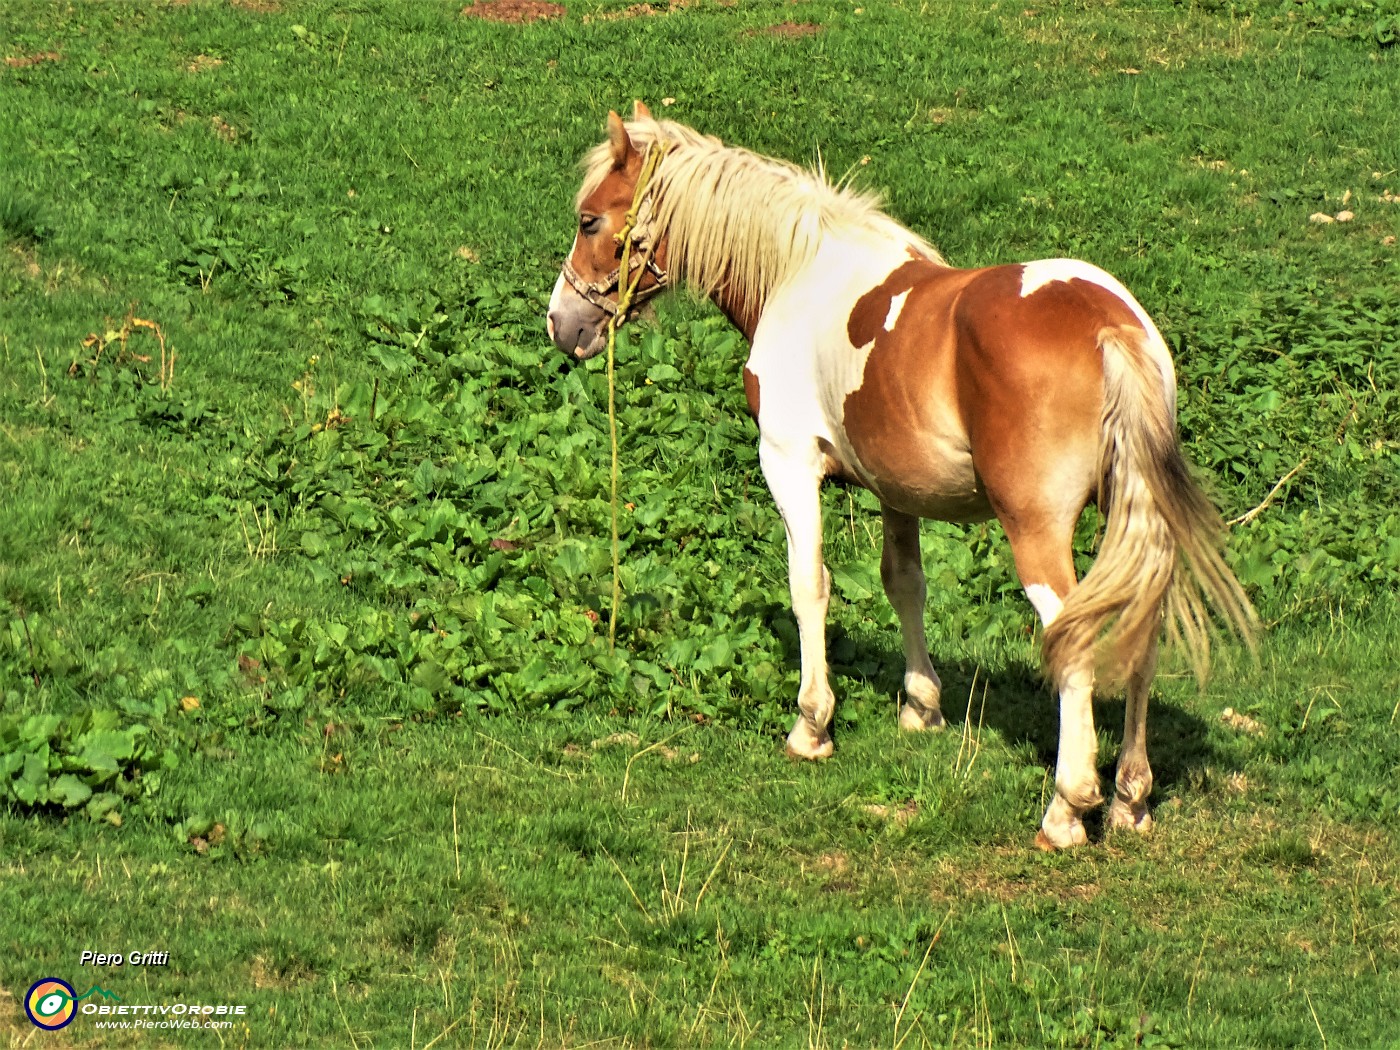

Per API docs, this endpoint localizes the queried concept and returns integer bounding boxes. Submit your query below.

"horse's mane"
[577,117,944,314]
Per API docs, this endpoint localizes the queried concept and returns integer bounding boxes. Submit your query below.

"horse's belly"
[840,430,992,523]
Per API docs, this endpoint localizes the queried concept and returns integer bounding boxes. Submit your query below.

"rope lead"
[605,141,671,651]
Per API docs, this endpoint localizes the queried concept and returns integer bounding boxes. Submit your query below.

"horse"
[546,102,1256,849]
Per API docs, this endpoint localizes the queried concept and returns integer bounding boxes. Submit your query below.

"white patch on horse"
[884,289,910,332]
[745,241,916,455]
[1020,258,1177,415]
[1021,258,1094,299]
[1024,583,1064,627]
[546,237,580,341]
[1020,259,1151,328]
[546,270,566,340]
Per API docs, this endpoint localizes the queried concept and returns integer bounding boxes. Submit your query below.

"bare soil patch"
[748,21,822,38]
[186,55,225,73]
[582,1,723,22]
[462,0,566,23]
[209,115,238,142]
[583,3,662,20]
[7,244,42,280]
[4,51,62,68]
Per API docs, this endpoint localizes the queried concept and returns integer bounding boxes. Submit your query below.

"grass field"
[2,0,1398,1045]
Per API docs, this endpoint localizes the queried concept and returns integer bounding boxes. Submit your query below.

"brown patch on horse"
[845,260,929,348]
[841,260,991,519]
[951,267,1128,525]
[742,367,761,418]
[842,262,1148,525]
[462,0,565,23]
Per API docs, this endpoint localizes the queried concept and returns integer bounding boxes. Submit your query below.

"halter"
[561,140,673,319]
[560,253,667,317]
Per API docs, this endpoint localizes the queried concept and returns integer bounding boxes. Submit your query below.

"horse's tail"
[1043,324,1257,689]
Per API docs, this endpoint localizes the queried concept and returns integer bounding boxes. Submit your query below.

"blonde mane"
[577,117,945,314]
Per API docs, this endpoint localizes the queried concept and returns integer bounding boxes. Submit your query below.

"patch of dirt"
[186,54,224,73]
[747,21,822,38]
[1220,707,1266,735]
[581,0,718,23]
[935,849,1104,904]
[250,955,311,990]
[4,244,97,294]
[189,822,226,855]
[230,0,281,12]
[591,731,640,750]
[583,3,661,20]
[8,244,42,280]
[209,115,238,142]
[4,51,62,68]
[927,107,977,126]
[862,800,919,826]
[462,0,566,23]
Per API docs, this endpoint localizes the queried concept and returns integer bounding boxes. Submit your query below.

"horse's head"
[547,102,670,360]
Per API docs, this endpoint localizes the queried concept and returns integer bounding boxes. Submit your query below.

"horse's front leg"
[760,438,835,760]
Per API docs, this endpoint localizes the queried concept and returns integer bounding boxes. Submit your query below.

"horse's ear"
[606,110,632,168]
[632,100,652,121]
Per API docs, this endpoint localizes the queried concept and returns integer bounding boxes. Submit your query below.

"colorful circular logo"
[25,978,77,1030]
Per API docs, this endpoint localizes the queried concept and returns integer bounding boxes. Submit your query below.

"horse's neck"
[702,227,939,345]
[710,277,762,342]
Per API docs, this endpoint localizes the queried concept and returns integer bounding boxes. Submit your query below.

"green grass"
[1,0,1398,1045]
[4,622,1398,1047]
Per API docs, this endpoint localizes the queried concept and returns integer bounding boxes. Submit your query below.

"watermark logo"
[24,979,121,1030]
[25,978,77,1030]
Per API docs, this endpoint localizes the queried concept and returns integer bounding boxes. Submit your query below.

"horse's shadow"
[758,608,1215,801]
[901,654,1215,798]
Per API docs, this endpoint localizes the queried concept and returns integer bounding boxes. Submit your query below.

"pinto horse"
[547,104,1256,849]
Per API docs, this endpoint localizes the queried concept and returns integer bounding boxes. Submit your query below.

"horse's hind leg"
[879,506,945,731]
[1108,645,1156,833]
[1000,520,1103,850]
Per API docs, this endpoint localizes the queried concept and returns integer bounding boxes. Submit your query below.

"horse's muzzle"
[565,328,607,360]
[547,311,607,360]
[547,270,610,360]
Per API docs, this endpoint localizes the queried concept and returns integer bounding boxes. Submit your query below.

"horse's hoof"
[899,703,945,733]
[1035,820,1088,851]
[785,741,834,762]
[1107,799,1154,835]
[785,727,834,761]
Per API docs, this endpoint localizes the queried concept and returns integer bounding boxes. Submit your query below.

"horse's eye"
[579,215,603,236]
